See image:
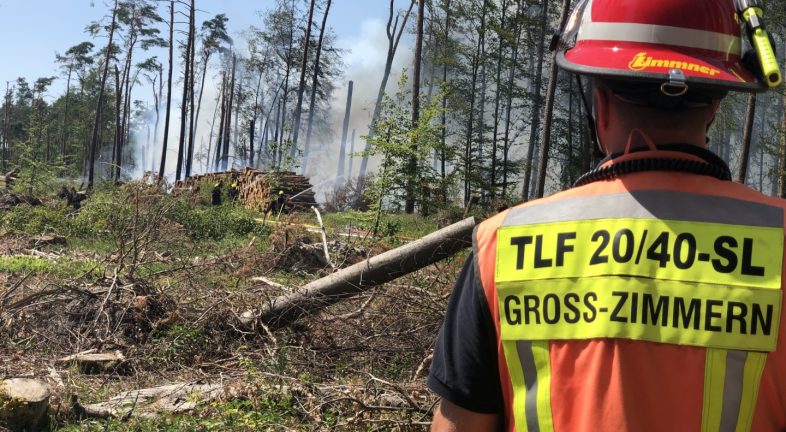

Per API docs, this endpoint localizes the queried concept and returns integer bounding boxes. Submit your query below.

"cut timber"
[57,351,126,375]
[0,378,50,432]
[252,217,476,330]
[78,382,223,419]
[174,168,318,211]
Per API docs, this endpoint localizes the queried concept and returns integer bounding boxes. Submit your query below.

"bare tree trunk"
[475,0,488,198]
[185,0,197,177]
[358,0,416,178]
[335,81,354,193]
[214,73,227,171]
[736,93,756,184]
[221,53,236,170]
[61,64,73,164]
[303,0,333,174]
[522,0,550,200]
[291,0,316,159]
[2,83,10,172]
[463,1,487,204]
[502,0,523,197]
[112,66,123,182]
[348,128,356,179]
[87,0,118,188]
[533,0,572,199]
[176,2,194,181]
[405,0,426,214]
[439,0,451,199]
[158,0,175,181]
[490,0,509,198]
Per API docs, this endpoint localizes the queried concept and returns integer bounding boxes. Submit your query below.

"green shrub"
[1,204,70,235]
[167,201,265,240]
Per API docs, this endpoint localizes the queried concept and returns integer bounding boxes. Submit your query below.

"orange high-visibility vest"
[474,162,786,431]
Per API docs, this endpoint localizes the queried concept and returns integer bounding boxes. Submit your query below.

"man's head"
[592,78,723,154]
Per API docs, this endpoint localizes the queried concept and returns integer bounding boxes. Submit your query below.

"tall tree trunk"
[186,0,197,177]
[3,82,10,172]
[521,0,550,200]
[490,0,509,198]
[112,65,123,182]
[214,73,227,171]
[439,0,451,199]
[358,0,416,178]
[463,1,487,204]
[158,0,175,182]
[405,0,426,214]
[87,0,118,188]
[534,0,575,198]
[222,54,236,170]
[61,64,73,164]
[736,93,756,184]
[176,2,194,180]
[303,0,333,174]
[291,0,316,161]
[152,67,162,172]
[348,128,356,179]
[336,81,354,193]
[475,0,488,198]
[502,0,523,197]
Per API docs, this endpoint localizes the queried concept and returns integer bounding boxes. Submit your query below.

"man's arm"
[431,399,500,432]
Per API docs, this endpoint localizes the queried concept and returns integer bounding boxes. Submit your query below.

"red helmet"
[556,0,765,92]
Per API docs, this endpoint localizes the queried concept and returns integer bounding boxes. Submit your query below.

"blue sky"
[0,0,408,97]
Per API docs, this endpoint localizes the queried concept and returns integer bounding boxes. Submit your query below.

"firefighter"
[211,182,222,206]
[429,0,786,431]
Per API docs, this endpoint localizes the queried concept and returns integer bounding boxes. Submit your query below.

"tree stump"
[0,379,50,432]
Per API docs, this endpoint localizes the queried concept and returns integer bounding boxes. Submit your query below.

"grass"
[303,210,439,239]
[0,255,104,277]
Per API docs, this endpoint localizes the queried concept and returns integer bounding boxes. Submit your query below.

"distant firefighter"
[265,190,287,215]
[211,182,222,206]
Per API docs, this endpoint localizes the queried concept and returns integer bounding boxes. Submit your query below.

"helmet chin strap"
[575,76,603,157]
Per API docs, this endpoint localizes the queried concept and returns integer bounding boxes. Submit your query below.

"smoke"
[123,17,413,202]
[305,18,413,202]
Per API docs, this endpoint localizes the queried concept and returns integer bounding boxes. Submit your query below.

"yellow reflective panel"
[496,219,783,289]
[497,277,781,352]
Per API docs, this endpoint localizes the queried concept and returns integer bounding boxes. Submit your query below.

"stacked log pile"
[0,169,18,189]
[174,168,318,211]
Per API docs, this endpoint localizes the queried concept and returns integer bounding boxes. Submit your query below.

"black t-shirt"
[427,253,504,414]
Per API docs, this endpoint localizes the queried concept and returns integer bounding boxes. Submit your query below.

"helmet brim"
[558,41,766,93]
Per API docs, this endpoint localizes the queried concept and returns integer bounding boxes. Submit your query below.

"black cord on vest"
[573,144,732,187]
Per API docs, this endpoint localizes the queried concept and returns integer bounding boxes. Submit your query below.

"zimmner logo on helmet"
[628,52,720,76]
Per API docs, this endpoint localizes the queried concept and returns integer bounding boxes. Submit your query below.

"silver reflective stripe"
[517,340,540,432]
[576,1,740,56]
[502,190,783,228]
[719,350,747,432]
[577,22,741,55]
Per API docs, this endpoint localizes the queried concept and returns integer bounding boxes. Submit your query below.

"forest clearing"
[0,177,488,431]
[2,0,786,430]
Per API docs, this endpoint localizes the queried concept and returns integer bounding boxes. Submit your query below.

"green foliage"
[1,204,70,235]
[167,200,265,240]
[363,73,445,215]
